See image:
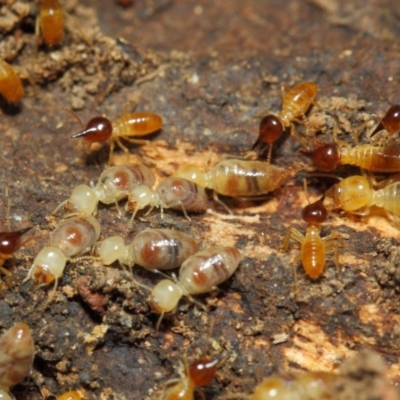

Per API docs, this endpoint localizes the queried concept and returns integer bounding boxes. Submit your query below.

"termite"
[70,111,163,162]
[53,163,155,216]
[56,390,84,400]
[36,0,64,47]
[148,246,241,329]
[162,352,226,400]
[248,371,338,400]
[302,142,400,173]
[0,227,32,277]
[0,323,34,399]
[95,228,199,270]
[370,104,400,138]
[0,60,24,103]
[175,160,300,213]
[126,177,208,222]
[25,216,100,289]
[324,174,400,222]
[281,192,342,292]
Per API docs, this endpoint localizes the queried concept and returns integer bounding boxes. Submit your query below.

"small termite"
[95,228,199,270]
[370,104,400,137]
[70,112,163,161]
[53,163,155,216]
[148,246,241,328]
[56,390,84,400]
[0,323,34,399]
[0,227,32,277]
[126,177,208,222]
[25,216,100,289]
[175,160,300,213]
[248,371,338,400]
[324,175,400,222]
[0,60,24,103]
[162,353,226,400]
[37,0,64,47]
[281,193,342,291]
[302,142,400,172]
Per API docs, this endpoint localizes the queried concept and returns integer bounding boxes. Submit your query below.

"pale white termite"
[148,246,242,329]
[95,228,198,270]
[25,216,100,288]
[53,164,155,216]
[0,323,34,400]
[125,177,208,222]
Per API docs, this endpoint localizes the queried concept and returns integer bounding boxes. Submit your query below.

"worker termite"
[302,142,400,172]
[36,0,64,47]
[148,246,242,329]
[95,228,199,270]
[281,192,342,292]
[70,111,163,162]
[0,323,34,399]
[370,104,400,138]
[324,174,400,222]
[25,216,100,289]
[247,371,338,400]
[0,60,24,103]
[53,163,155,216]
[126,177,208,222]
[0,227,32,277]
[162,351,226,400]
[175,160,301,213]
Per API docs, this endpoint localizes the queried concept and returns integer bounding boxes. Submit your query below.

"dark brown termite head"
[252,114,284,149]
[189,356,220,387]
[0,227,32,256]
[371,104,400,137]
[302,195,327,225]
[71,116,113,143]
[300,143,340,172]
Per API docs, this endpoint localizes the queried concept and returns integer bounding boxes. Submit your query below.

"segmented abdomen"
[113,113,163,138]
[301,236,325,279]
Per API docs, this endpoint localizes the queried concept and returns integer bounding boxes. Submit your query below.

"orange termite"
[281,194,341,292]
[0,60,24,103]
[37,0,64,47]
[56,390,84,400]
[370,104,400,137]
[70,112,163,161]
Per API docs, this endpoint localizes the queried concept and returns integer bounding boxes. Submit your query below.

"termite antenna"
[62,107,84,128]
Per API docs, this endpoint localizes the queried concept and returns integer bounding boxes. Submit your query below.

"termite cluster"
[1,2,399,397]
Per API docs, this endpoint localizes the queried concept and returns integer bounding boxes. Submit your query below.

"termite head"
[126,185,154,213]
[252,114,284,150]
[371,104,400,137]
[0,227,32,258]
[302,195,327,225]
[71,116,112,143]
[189,356,221,387]
[149,279,183,315]
[30,246,67,285]
[69,184,98,215]
[300,143,340,172]
[174,165,207,188]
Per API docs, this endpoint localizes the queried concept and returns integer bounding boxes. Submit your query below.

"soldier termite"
[370,104,400,138]
[126,177,208,223]
[69,111,163,162]
[281,190,342,292]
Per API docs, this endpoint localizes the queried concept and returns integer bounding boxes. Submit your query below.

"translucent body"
[39,0,64,46]
[279,81,318,127]
[51,216,101,258]
[164,357,221,400]
[371,104,400,136]
[149,246,242,314]
[325,175,400,220]
[0,60,24,103]
[250,372,338,400]
[176,160,294,197]
[0,228,32,267]
[96,228,198,270]
[126,177,208,220]
[56,164,155,216]
[0,323,34,391]
[305,143,400,172]
[282,197,340,285]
